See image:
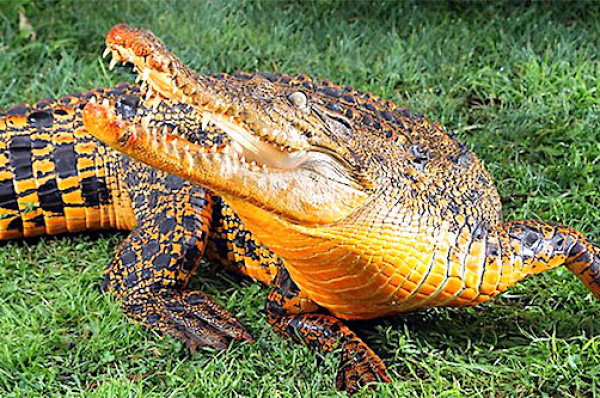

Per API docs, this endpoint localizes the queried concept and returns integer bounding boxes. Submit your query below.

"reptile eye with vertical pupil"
[288,91,308,109]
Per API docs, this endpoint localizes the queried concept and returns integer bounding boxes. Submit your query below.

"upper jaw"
[104,24,311,162]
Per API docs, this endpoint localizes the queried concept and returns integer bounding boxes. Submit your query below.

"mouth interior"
[105,43,310,171]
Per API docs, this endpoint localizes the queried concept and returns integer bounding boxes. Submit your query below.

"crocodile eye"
[288,91,308,109]
[522,231,540,249]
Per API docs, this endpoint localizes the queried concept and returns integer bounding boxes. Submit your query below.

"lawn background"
[1,1,599,396]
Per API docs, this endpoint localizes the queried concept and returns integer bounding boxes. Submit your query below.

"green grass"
[1,1,600,396]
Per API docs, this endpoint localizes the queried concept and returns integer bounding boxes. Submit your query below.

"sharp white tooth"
[262,164,268,171]
[162,126,169,135]
[142,68,150,81]
[89,96,97,104]
[145,87,154,101]
[210,145,217,153]
[171,141,180,158]
[103,47,111,59]
[130,126,137,140]
[102,98,110,107]
[172,127,179,137]
[161,134,167,147]
[109,58,118,70]
[186,149,194,168]
[240,156,245,164]
[202,113,209,130]
[172,86,178,95]
[141,115,150,129]
[141,81,147,92]
[250,161,257,167]
[135,75,141,83]
[151,127,158,137]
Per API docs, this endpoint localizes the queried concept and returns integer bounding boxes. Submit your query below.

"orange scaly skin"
[0,84,281,351]
[84,24,600,393]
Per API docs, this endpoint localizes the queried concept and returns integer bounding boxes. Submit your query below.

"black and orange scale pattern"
[0,83,279,348]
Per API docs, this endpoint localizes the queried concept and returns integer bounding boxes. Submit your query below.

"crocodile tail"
[0,84,138,239]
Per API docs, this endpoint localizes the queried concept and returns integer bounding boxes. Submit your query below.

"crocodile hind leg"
[105,161,252,350]
[476,220,600,303]
[266,268,391,393]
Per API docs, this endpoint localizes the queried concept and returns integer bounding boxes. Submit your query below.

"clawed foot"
[124,290,254,351]
[335,339,391,394]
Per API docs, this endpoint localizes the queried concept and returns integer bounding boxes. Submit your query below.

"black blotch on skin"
[121,249,137,267]
[9,134,33,181]
[158,217,177,234]
[27,110,53,129]
[38,179,64,215]
[7,216,23,233]
[115,96,139,120]
[165,175,184,191]
[54,143,77,179]
[81,176,112,207]
[29,214,45,228]
[153,253,172,269]
[0,179,19,210]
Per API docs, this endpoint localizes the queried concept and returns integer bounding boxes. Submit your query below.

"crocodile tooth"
[141,115,150,129]
[103,47,111,59]
[145,87,154,101]
[109,58,118,70]
[202,113,209,130]
[185,148,194,168]
[142,68,150,81]
[161,133,167,148]
[141,81,147,92]
[250,161,257,167]
[171,140,180,159]
[102,98,110,107]
[135,75,141,83]
[210,145,218,153]
[172,127,179,138]
[240,156,246,164]
[89,96,97,104]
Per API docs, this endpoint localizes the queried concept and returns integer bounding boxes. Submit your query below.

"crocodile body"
[0,83,281,349]
[82,25,600,392]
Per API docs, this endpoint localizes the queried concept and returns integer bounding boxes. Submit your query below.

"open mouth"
[101,24,311,172]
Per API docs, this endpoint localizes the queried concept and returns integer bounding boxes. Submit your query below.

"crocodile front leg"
[105,161,253,350]
[266,267,391,393]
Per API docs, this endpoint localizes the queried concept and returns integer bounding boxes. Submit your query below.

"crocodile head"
[86,25,497,225]
[84,25,502,317]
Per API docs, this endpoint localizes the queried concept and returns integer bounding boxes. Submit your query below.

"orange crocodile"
[83,24,600,392]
